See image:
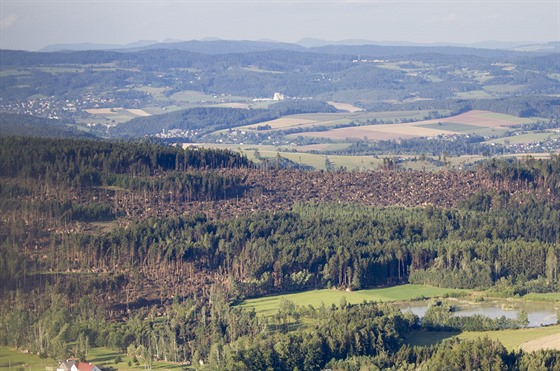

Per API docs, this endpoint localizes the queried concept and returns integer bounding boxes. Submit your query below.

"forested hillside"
[0,136,559,369]
[2,42,559,167]
[111,100,337,138]
[0,113,93,138]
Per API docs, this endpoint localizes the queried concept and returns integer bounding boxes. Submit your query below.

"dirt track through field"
[520,333,560,352]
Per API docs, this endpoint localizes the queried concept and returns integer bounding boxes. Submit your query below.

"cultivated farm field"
[297,110,541,141]
[326,101,365,112]
[236,110,440,131]
[83,107,152,125]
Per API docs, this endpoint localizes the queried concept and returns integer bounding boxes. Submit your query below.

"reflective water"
[397,299,559,327]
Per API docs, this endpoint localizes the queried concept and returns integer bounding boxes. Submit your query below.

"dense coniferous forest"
[0,136,559,369]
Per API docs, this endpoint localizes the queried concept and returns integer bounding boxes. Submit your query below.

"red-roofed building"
[70,362,101,371]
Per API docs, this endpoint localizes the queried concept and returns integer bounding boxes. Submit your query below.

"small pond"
[396,299,558,327]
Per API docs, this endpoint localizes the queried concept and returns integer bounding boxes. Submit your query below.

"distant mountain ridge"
[36,38,560,55]
[39,40,159,52]
[129,39,306,54]
[296,38,555,50]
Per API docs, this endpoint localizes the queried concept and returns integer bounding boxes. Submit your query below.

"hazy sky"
[1,0,559,50]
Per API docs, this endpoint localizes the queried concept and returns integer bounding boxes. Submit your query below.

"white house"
[57,360,76,371]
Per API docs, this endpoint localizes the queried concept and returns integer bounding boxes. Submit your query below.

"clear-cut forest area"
[1,39,559,370]
[0,136,559,370]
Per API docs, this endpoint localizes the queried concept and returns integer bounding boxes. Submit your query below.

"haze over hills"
[295,38,552,50]
[2,31,560,371]
[34,38,560,54]
[2,0,560,368]
[38,40,160,52]
[2,36,559,160]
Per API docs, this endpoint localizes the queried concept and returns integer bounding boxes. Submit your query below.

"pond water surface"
[396,299,558,327]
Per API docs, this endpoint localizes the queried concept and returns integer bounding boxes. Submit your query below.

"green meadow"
[420,122,487,133]
[404,325,560,351]
[239,284,469,317]
[488,131,560,145]
[0,346,185,371]
[523,292,560,302]
[0,346,52,371]
[456,325,560,351]
[454,90,493,99]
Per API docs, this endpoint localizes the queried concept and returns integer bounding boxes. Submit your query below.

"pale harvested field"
[85,108,122,115]
[327,101,365,112]
[299,123,452,140]
[520,333,560,352]
[85,108,151,117]
[126,109,151,116]
[415,110,533,128]
[297,143,339,151]
[234,110,439,133]
[244,117,319,130]
[296,110,537,141]
[212,103,251,109]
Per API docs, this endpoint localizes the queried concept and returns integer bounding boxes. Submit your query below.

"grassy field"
[189,144,386,170]
[454,90,493,99]
[0,346,53,371]
[375,61,431,72]
[170,90,223,103]
[87,347,184,370]
[296,122,450,141]
[191,142,557,171]
[80,108,152,126]
[0,346,186,371]
[0,69,31,77]
[326,101,365,113]
[457,325,560,351]
[134,87,170,102]
[244,150,387,171]
[239,284,469,317]
[241,66,284,74]
[404,325,560,351]
[420,122,487,133]
[483,84,525,94]
[488,131,560,145]
[523,292,560,302]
